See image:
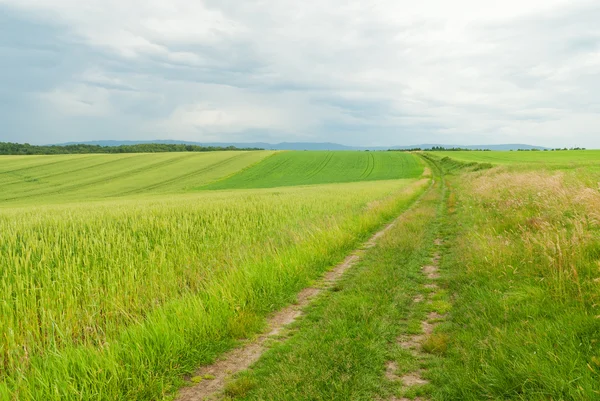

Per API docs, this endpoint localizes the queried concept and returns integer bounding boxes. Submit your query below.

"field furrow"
[0,152,273,205]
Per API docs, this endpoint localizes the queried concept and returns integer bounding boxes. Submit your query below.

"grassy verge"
[428,157,600,400]
[222,166,445,400]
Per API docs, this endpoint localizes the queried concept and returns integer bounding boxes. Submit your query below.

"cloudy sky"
[0,0,598,147]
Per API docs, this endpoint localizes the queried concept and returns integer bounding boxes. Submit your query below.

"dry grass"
[432,165,600,399]
[466,169,600,306]
[421,333,449,355]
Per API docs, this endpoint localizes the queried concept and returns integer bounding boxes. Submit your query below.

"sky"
[0,0,599,147]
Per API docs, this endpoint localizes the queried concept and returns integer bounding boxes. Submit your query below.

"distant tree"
[0,142,264,155]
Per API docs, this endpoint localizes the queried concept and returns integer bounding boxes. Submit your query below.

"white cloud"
[1,0,599,146]
[38,84,113,116]
[164,102,286,134]
[0,0,241,56]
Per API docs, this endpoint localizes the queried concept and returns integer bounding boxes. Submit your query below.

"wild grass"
[204,151,423,189]
[430,165,600,400]
[0,175,428,400]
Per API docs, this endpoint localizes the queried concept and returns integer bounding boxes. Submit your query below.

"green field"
[227,172,445,401]
[0,150,427,400]
[205,151,423,189]
[211,152,600,401]
[0,151,273,205]
[433,149,600,166]
[3,148,600,401]
[423,153,600,400]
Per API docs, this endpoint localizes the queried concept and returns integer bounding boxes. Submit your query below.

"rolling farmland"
[2,148,600,401]
[0,151,274,205]
[205,151,423,189]
[0,150,427,400]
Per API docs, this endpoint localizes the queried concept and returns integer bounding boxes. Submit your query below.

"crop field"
[0,151,273,205]
[0,150,427,400]
[205,151,423,189]
[3,148,600,401]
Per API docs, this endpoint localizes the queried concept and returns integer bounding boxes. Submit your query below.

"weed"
[224,376,257,398]
[421,334,449,355]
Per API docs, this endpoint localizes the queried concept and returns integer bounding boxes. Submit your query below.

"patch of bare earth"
[385,365,429,387]
[386,361,400,381]
[401,373,429,386]
[398,333,424,351]
[177,219,402,401]
[390,398,428,401]
[428,312,445,321]
[421,265,439,279]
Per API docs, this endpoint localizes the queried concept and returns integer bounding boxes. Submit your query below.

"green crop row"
[204,151,423,189]
[0,151,273,205]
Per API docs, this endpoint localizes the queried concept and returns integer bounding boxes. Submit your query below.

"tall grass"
[0,178,428,400]
[431,166,600,399]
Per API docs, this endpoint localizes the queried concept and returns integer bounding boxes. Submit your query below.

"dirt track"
[177,216,403,401]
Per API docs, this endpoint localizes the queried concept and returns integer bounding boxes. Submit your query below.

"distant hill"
[57,140,548,151]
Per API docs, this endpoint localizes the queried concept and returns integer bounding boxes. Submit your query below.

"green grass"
[431,150,600,166]
[219,152,600,401]
[10,147,599,401]
[204,151,423,189]
[0,149,430,401]
[424,155,600,400]
[0,151,273,205]
[224,171,444,401]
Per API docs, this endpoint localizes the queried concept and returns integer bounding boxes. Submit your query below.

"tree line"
[513,147,587,151]
[0,142,263,155]
[388,146,491,152]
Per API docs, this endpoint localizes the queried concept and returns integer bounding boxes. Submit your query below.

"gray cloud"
[0,0,598,147]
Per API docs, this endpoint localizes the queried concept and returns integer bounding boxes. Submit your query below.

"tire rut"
[176,213,405,401]
[386,238,447,401]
